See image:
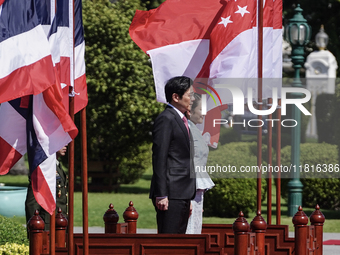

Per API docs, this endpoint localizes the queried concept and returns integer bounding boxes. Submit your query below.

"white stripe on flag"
[75,41,86,79]
[147,39,210,103]
[49,26,72,64]
[0,25,52,78]
[38,154,57,207]
[33,93,73,156]
[0,102,27,155]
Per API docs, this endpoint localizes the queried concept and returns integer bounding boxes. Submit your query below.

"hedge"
[315,93,335,144]
[280,143,340,209]
[0,243,29,255]
[204,142,267,218]
[0,215,28,246]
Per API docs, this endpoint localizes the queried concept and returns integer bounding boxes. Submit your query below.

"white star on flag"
[218,16,233,28]
[235,6,250,17]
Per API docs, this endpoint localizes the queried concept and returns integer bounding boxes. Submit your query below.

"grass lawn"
[1,169,340,232]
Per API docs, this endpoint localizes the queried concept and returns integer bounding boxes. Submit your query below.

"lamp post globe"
[284,4,311,217]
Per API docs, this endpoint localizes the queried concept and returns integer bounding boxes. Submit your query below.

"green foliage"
[0,215,29,246]
[280,143,340,209]
[204,142,267,218]
[219,127,241,145]
[0,243,29,255]
[82,0,163,184]
[140,0,165,9]
[315,93,336,144]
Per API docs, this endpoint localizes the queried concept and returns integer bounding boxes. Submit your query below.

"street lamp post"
[285,4,311,217]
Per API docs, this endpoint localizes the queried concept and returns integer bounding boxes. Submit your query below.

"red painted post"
[55,207,68,247]
[103,203,119,233]
[28,210,45,255]
[310,204,325,255]
[250,210,267,255]
[123,201,139,233]
[292,206,309,255]
[233,211,250,255]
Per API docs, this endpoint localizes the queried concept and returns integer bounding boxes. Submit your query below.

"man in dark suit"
[150,76,196,234]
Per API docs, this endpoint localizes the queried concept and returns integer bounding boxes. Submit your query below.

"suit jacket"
[150,105,196,200]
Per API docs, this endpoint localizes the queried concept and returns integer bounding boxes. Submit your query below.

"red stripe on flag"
[31,166,56,215]
[0,0,4,6]
[59,57,71,87]
[20,96,30,109]
[62,86,70,113]
[273,0,283,29]
[129,0,224,53]
[0,136,23,175]
[42,84,78,139]
[0,56,56,104]
[74,74,88,113]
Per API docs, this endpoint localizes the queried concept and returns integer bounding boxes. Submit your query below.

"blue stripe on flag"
[35,0,51,25]
[26,96,48,174]
[48,0,69,37]
[74,0,84,47]
[8,98,29,120]
[0,0,39,43]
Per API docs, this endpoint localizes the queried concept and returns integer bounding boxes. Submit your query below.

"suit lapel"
[167,106,190,144]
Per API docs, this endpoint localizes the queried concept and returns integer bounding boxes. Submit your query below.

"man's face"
[175,86,194,114]
[57,146,67,158]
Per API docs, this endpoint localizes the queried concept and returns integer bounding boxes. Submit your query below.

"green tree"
[140,0,165,9]
[82,0,162,184]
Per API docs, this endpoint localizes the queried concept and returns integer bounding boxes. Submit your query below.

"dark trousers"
[153,199,191,234]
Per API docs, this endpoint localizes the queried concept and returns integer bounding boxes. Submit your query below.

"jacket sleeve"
[151,114,173,197]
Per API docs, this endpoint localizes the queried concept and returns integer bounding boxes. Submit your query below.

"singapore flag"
[129,0,282,147]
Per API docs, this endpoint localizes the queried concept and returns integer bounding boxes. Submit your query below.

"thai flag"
[73,0,87,113]
[0,0,56,104]
[129,0,282,147]
[48,0,87,114]
[0,0,78,214]
[0,87,78,214]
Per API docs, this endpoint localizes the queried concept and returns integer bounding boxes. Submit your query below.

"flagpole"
[72,0,89,254]
[68,93,75,255]
[50,210,56,255]
[81,107,89,255]
[50,2,57,254]
[257,0,264,214]
[276,99,282,225]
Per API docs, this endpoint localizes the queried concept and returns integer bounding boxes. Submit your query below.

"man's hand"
[156,197,169,211]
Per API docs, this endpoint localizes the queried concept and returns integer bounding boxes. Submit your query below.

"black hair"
[164,76,193,103]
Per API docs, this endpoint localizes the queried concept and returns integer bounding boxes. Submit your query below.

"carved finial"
[123,201,139,221]
[310,204,325,225]
[28,209,45,232]
[103,203,119,224]
[233,211,250,233]
[251,210,267,232]
[56,208,68,228]
[293,206,308,226]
